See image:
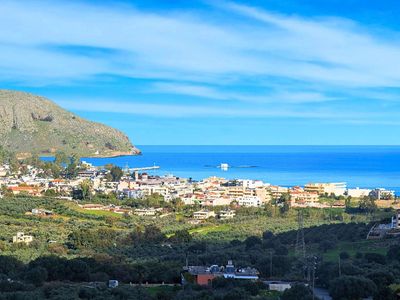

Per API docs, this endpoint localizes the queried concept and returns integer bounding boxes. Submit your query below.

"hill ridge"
[0,89,140,157]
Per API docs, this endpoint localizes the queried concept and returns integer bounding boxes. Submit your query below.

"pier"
[128,166,160,172]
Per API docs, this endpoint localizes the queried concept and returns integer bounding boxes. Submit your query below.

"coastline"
[22,147,142,160]
[78,145,400,193]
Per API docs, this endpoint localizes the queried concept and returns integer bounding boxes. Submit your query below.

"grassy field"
[188,224,231,235]
[323,240,390,262]
[145,285,181,296]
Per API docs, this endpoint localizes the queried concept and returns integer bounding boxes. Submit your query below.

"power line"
[295,210,306,258]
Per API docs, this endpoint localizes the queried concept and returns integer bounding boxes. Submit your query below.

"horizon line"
[135,144,400,146]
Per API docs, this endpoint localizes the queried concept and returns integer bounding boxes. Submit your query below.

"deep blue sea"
[70,146,400,192]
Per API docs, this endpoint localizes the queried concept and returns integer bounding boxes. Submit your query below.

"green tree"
[170,230,192,243]
[281,284,313,300]
[145,193,165,207]
[329,276,377,300]
[277,193,291,215]
[54,151,69,166]
[79,179,93,200]
[65,154,80,178]
[171,197,184,211]
[25,266,48,286]
[108,165,123,182]
[359,196,377,214]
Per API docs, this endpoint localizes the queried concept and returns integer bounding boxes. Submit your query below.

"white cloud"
[1,0,400,89]
[152,82,335,103]
[1,0,400,126]
[56,98,380,121]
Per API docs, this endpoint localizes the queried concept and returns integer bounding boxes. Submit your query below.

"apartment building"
[304,182,346,196]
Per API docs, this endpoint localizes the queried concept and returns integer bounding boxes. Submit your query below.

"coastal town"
[0,159,397,215]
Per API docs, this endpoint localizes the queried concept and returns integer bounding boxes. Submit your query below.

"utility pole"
[185,252,189,268]
[311,255,317,300]
[312,264,316,300]
[295,210,306,258]
[270,250,273,278]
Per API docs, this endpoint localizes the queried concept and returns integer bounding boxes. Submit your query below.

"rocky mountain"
[0,90,140,158]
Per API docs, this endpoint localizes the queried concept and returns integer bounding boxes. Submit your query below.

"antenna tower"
[295,210,306,258]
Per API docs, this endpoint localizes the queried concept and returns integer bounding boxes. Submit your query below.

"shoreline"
[35,148,142,160]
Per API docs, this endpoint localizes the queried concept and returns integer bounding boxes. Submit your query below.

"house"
[289,188,319,206]
[392,210,400,229]
[9,186,43,196]
[0,166,8,177]
[369,188,395,200]
[202,197,232,207]
[367,210,400,239]
[12,232,33,245]
[237,196,261,207]
[123,189,144,199]
[182,260,259,286]
[31,208,54,217]
[77,170,98,178]
[265,281,295,292]
[219,209,236,219]
[193,210,216,220]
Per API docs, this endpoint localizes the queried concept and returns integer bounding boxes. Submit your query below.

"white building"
[219,210,236,219]
[12,232,33,245]
[269,186,289,200]
[193,210,216,220]
[346,187,371,198]
[123,189,144,199]
[240,179,266,189]
[202,197,232,207]
[266,281,293,292]
[304,182,347,196]
[237,196,261,207]
[370,188,395,200]
[0,166,9,177]
[392,211,400,229]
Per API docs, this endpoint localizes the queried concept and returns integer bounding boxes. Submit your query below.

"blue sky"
[2,0,400,145]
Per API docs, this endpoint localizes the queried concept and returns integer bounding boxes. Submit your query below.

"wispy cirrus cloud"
[152,82,336,103]
[1,0,400,125]
[1,0,400,88]
[57,97,390,123]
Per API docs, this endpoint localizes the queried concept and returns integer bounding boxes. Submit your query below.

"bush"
[364,253,386,265]
[244,236,262,249]
[339,251,350,260]
[24,267,48,287]
[329,276,377,300]
[281,284,313,300]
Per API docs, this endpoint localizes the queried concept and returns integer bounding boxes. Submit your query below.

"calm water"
[73,146,400,192]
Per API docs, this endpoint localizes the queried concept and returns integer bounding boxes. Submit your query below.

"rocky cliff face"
[0,90,140,157]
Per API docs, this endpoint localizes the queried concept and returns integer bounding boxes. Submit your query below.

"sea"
[71,145,400,193]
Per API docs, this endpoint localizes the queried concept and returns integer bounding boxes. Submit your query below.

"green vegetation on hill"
[0,90,140,157]
[0,195,399,299]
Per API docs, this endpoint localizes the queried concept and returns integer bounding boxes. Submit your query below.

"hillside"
[0,90,140,157]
